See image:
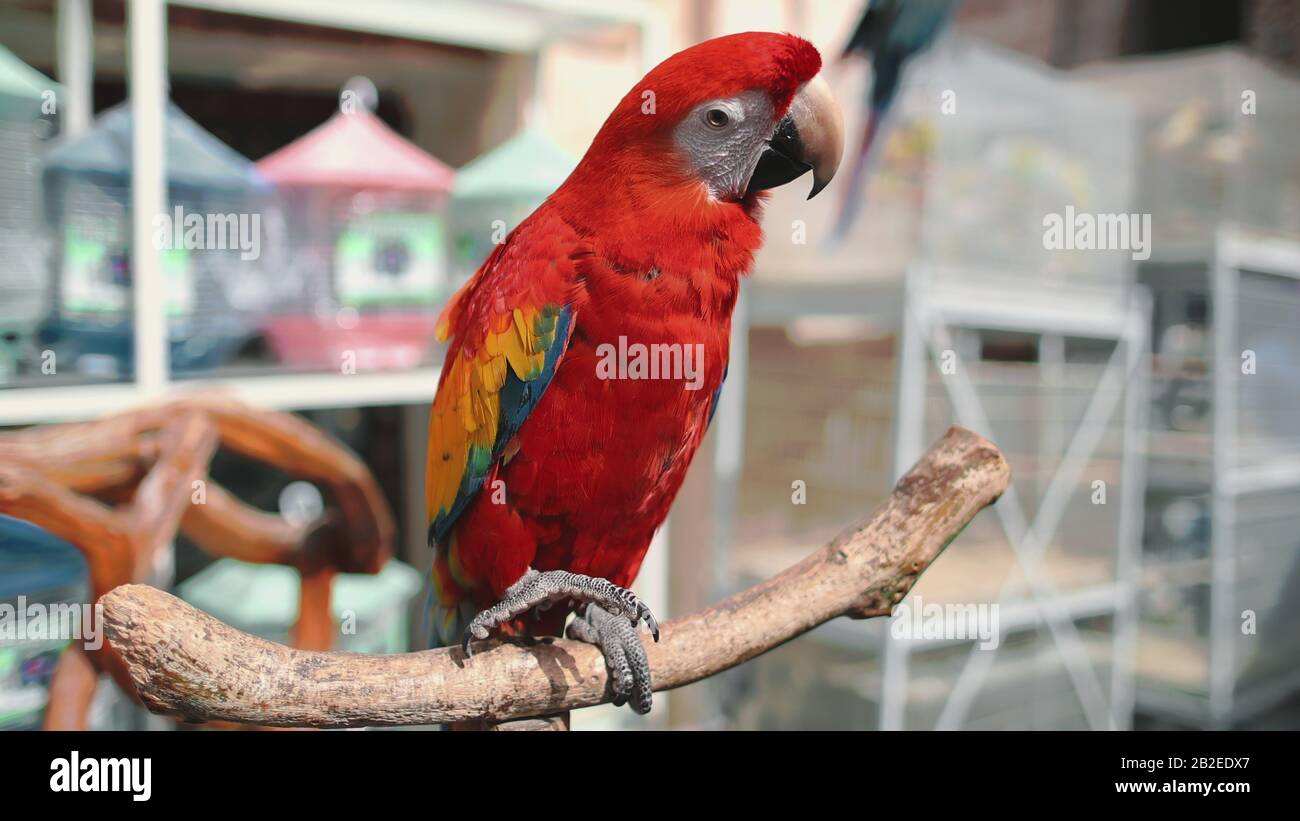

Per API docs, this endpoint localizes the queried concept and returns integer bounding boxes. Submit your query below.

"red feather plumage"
[426,32,823,645]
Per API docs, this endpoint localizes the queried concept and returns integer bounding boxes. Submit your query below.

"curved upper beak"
[745,74,845,199]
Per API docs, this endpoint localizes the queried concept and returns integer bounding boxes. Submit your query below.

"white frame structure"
[889,268,1150,731]
[1136,227,1300,728]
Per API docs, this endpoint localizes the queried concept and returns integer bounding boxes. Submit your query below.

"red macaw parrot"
[425,31,843,714]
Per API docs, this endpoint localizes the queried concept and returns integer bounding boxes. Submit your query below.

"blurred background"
[2,0,1299,731]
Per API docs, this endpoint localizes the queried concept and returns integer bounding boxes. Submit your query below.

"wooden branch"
[0,393,395,574]
[127,411,219,569]
[101,426,1008,728]
[179,480,305,565]
[164,395,394,574]
[0,394,398,728]
[104,425,1005,727]
[0,462,136,593]
[42,645,99,731]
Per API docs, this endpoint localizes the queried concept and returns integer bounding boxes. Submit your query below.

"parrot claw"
[460,568,659,659]
[568,603,653,714]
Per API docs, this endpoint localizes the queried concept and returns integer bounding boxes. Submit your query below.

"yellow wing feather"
[424,303,555,560]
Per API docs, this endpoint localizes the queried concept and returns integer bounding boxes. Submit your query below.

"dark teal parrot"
[830,0,960,242]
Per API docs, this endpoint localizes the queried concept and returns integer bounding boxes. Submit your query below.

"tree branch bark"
[100,425,1009,728]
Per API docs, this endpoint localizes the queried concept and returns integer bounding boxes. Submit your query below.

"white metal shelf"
[888,268,1150,731]
[808,581,1129,652]
[1130,227,1300,729]
[168,0,650,53]
[0,367,441,426]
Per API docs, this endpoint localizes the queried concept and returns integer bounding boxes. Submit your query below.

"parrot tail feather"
[826,105,883,245]
[425,543,478,649]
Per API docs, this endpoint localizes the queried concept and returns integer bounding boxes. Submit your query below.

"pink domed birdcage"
[256,90,454,373]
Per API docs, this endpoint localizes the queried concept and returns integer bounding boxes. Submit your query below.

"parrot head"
[572,32,844,208]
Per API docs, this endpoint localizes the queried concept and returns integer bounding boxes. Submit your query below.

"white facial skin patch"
[673,90,776,201]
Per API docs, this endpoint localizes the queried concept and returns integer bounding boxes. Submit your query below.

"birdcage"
[732,35,1146,729]
[1080,48,1300,728]
[755,34,1137,307]
[448,127,575,287]
[0,513,89,729]
[0,47,56,385]
[255,102,454,373]
[38,100,270,379]
[1083,47,1300,256]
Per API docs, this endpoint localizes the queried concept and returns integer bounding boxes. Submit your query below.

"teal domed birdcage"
[448,127,576,288]
[39,100,270,378]
[0,47,58,385]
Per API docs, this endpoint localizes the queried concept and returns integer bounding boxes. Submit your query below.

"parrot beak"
[746,74,845,199]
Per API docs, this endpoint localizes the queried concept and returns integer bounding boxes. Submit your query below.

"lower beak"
[745,73,844,199]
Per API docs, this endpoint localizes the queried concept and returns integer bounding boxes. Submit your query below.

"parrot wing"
[706,363,728,430]
[424,220,580,550]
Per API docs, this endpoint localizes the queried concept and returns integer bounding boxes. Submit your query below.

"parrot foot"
[567,603,653,715]
[461,568,659,656]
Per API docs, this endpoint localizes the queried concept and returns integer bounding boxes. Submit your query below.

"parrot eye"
[704,108,731,129]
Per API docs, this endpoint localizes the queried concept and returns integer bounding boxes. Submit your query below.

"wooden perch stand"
[0,394,395,729]
[101,425,1009,728]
